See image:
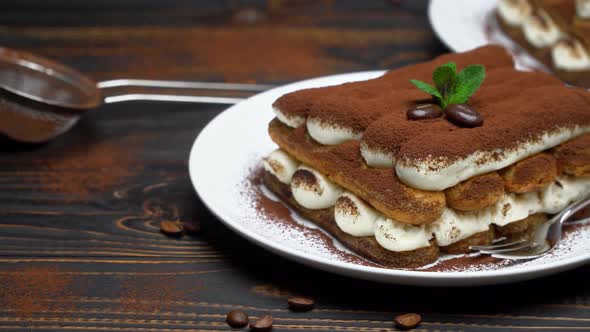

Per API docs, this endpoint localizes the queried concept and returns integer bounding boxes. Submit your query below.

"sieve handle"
[97,79,274,105]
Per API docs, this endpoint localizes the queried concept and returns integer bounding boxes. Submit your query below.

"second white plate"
[428,0,548,72]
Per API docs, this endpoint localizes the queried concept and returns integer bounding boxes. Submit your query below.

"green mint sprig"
[410,62,486,109]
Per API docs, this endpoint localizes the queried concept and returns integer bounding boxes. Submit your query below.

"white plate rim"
[189,71,590,286]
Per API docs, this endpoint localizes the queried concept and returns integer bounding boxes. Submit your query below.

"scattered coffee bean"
[160,220,183,237]
[249,315,273,331]
[287,296,315,311]
[394,313,422,330]
[226,309,249,328]
[182,221,201,235]
[406,104,443,120]
[445,104,483,128]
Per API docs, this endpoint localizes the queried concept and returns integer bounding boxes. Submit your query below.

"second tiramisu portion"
[497,0,590,87]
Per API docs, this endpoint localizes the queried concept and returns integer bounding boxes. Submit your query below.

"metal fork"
[470,195,590,260]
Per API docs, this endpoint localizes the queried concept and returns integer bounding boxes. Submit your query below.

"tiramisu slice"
[262,45,590,268]
[497,0,590,87]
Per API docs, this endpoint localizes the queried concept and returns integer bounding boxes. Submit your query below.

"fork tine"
[476,242,536,255]
[469,238,527,251]
[491,246,550,260]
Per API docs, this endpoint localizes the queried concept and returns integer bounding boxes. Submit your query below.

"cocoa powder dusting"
[37,141,142,201]
[505,153,557,183]
[273,45,590,169]
[418,254,509,272]
[0,266,73,318]
[291,169,321,192]
[395,80,589,168]
[273,45,514,130]
[266,159,285,175]
[336,196,359,216]
[554,134,590,176]
[120,275,199,312]
[449,173,504,202]
[247,168,378,267]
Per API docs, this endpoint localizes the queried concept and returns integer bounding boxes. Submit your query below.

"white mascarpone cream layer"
[263,149,300,184]
[334,192,380,236]
[273,106,361,145]
[374,218,433,252]
[540,176,590,213]
[522,9,563,48]
[306,117,362,145]
[263,151,590,252]
[396,126,590,191]
[577,0,590,18]
[360,141,396,168]
[552,39,590,71]
[273,106,306,128]
[291,165,343,210]
[498,0,533,27]
[376,176,590,250]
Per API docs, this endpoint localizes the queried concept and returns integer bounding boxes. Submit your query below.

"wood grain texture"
[0,1,589,331]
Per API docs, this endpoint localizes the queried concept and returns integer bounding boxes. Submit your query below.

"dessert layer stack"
[262,46,590,268]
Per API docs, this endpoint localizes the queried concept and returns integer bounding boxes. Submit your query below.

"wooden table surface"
[1,1,589,331]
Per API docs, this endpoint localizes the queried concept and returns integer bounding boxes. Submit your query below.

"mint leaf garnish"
[409,62,486,110]
[433,62,456,96]
[448,64,485,105]
[409,80,441,99]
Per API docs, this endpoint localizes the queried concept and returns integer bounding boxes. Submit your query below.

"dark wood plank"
[1,1,589,331]
[0,1,444,83]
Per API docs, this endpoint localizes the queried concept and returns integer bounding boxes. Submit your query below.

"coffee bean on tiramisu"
[182,221,201,235]
[249,315,273,331]
[394,313,422,330]
[226,309,249,328]
[445,104,483,127]
[406,104,443,120]
[160,220,183,237]
[287,296,315,311]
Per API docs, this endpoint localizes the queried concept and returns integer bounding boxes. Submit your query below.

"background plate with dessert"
[429,0,590,88]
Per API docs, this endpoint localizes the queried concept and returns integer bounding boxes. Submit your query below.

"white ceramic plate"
[428,0,549,72]
[189,71,590,286]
